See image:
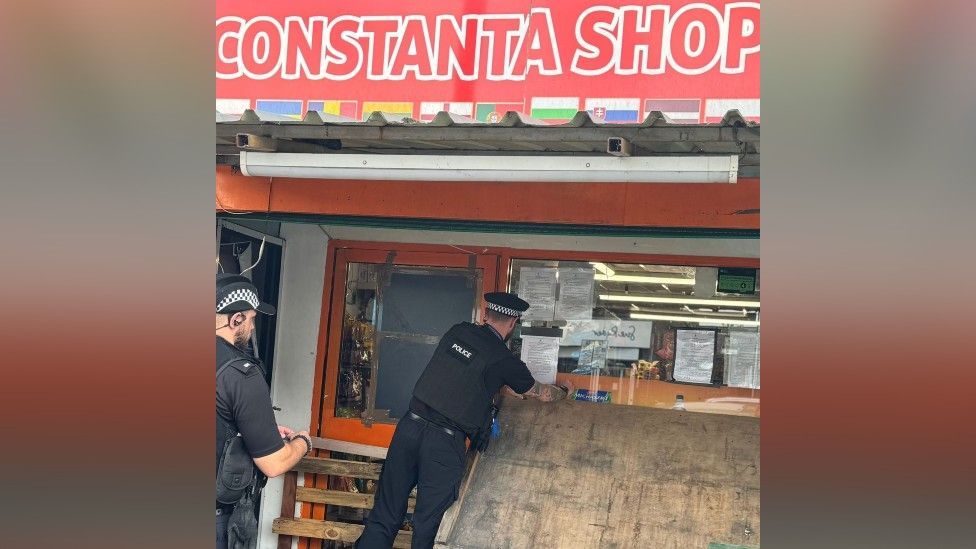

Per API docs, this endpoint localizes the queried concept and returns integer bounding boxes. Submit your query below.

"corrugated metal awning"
[216,109,759,177]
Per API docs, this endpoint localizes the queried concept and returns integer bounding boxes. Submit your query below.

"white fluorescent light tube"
[240,152,739,183]
[630,312,760,327]
[589,262,615,276]
[678,306,749,317]
[601,294,760,308]
[595,274,696,285]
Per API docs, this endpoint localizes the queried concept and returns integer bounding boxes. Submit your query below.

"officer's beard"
[233,326,254,350]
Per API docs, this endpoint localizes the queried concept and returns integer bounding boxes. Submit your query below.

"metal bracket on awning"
[235,133,341,153]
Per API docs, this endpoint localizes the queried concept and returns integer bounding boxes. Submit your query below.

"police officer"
[356,292,571,549]
[216,274,312,549]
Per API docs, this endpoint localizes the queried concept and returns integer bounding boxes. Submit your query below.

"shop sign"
[560,320,653,348]
[572,389,612,403]
[216,1,760,123]
[717,268,757,294]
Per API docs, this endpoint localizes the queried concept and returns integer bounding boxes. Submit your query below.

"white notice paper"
[520,335,560,384]
[555,268,595,321]
[673,329,717,384]
[725,330,760,389]
[518,268,557,321]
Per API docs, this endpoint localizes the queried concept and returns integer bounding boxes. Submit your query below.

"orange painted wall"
[215,165,759,229]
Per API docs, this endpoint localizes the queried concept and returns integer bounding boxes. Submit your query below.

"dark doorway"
[217,225,282,385]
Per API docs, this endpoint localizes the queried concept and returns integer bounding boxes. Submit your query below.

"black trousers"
[216,508,230,549]
[357,413,467,549]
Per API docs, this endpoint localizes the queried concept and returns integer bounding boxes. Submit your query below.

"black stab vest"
[216,358,243,474]
[215,357,263,473]
[412,322,511,433]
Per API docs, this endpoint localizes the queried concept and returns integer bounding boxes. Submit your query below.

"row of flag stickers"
[216,98,760,124]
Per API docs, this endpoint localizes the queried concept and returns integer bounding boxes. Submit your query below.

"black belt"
[407,412,457,437]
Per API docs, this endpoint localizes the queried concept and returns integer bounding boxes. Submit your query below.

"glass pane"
[373,268,479,421]
[510,259,760,417]
[335,262,482,423]
[335,263,379,420]
[379,270,477,336]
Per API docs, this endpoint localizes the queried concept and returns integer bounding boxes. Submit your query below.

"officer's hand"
[538,384,563,402]
[290,431,312,452]
[503,386,526,399]
[278,425,296,439]
[559,380,575,399]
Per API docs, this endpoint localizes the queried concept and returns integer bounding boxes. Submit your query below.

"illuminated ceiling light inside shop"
[239,152,740,183]
[630,312,760,327]
[682,306,748,317]
[594,274,696,285]
[600,294,761,308]
[590,262,615,276]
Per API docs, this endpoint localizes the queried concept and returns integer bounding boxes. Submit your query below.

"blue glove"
[491,417,501,438]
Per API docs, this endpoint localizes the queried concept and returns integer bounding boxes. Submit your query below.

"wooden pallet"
[273,517,412,548]
[272,437,414,548]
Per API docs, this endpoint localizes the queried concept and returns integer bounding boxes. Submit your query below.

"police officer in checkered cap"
[215,274,310,549]
[357,292,572,549]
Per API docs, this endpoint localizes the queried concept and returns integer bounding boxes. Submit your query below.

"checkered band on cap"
[217,288,260,313]
[487,302,522,318]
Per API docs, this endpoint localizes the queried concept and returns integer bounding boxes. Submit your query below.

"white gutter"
[239,152,739,183]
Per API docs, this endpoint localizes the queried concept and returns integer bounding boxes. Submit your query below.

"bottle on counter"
[672,394,686,411]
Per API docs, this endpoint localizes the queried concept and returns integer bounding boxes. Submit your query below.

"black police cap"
[484,292,530,318]
[216,273,276,315]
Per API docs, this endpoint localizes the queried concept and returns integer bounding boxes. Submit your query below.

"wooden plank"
[272,518,412,548]
[277,471,298,549]
[442,395,761,549]
[293,456,382,479]
[296,487,416,512]
[310,436,388,459]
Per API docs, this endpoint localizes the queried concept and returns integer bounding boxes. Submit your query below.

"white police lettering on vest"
[452,343,473,359]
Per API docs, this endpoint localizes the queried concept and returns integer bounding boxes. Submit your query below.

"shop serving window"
[510,259,760,417]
